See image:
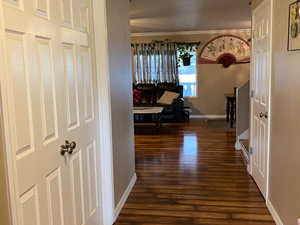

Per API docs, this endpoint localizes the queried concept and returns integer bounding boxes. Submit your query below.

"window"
[177,51,197,97]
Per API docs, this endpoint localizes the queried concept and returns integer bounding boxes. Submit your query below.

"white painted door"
[0,0,101,224]
[250,0,272,198]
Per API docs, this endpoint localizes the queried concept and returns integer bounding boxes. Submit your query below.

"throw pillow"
[157,91,180,105]
[133,89,142,103]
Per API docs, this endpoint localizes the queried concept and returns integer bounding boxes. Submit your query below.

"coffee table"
[133,107,164,128]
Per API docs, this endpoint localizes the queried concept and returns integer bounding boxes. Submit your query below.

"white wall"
[268,0,300,224]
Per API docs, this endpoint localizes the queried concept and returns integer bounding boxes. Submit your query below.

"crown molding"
[131,29,251,37]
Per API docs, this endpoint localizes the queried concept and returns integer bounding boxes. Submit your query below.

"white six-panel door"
[250,0,272,198]
[0,0,101,224]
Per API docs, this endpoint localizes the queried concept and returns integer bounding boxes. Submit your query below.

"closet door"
[250,0,272,198]
[0,0,101,224]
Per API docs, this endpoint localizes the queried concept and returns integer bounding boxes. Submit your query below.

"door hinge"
[250,90,254,98]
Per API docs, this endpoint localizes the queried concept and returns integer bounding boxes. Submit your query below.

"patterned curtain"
[132,42,179,84]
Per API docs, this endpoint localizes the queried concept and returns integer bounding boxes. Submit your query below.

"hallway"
[114,119,275,225]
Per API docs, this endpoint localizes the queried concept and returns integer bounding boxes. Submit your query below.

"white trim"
[92,0,115,224]
[235,129,249,150]
[266,199,284,225]
[241,145,249,163]
[114,173,137,222]
[265,0,274,203]
[131,29,251,37]
[235,138,250,171]
[190,114,226,119]
[239,129,249,140]
[235,141,242,150]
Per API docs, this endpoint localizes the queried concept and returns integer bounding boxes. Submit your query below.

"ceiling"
[130,0,251,33]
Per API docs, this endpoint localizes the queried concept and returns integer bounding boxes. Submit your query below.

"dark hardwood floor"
[114,119,275,225]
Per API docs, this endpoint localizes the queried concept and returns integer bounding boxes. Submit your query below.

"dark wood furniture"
[225,93,236,128]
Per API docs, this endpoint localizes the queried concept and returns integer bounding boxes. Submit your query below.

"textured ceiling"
[130,0,251,33]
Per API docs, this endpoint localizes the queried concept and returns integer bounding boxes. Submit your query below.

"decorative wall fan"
[198,35,250,68]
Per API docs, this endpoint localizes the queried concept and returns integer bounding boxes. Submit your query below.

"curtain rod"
[131,41,201,46]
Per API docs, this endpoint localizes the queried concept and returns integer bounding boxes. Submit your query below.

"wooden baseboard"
[266,199,284,225]
[114,173,137,222]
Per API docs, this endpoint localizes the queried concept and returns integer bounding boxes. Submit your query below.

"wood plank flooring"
[114,119,275,225]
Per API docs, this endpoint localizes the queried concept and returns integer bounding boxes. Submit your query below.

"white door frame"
[92,0,115,224]
[249,0,273,201]
[0,0,116,224]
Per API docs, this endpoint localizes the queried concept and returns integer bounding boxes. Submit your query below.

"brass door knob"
[68,141,76,154]
[258,112,268,119]
[60,145,69,156]
[60,140,77,156]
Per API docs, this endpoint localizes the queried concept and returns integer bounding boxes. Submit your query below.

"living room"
[131,30,250,123]
[130,0,251,126]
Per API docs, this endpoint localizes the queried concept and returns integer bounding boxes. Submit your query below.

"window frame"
[177,50,198,98]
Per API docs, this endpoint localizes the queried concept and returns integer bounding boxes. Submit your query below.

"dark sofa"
[133,83,187,122]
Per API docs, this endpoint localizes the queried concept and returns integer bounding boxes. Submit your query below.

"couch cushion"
[157,91,180,105]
